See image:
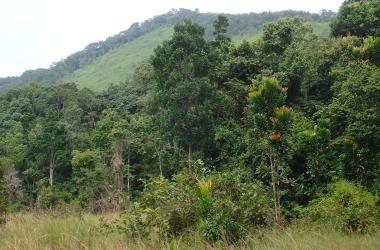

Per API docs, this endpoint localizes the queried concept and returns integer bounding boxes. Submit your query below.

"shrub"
[0,181,9,224]
[304,180,379,233]
[102,167,272,242]
[196,170,271,242]
[100,205,169,239]
[71,150,112,211]
[139,168,199,236]
[35,180,73,210]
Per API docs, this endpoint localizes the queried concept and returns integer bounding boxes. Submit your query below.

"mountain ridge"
[0,9,336,92]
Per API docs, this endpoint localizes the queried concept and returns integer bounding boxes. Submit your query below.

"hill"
[0,9,335,92]
[61,26,174,90]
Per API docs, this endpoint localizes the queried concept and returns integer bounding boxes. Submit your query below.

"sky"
[0,0,344,77]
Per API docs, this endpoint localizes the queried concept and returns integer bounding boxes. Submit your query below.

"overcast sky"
[0,0,344,77]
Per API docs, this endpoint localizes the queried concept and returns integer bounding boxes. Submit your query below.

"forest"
[0,0,379,249]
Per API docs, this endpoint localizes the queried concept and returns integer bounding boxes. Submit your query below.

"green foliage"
[71,150,110,211]
[263,17,313,54]
[353,36,380,66]
[36,184,54,210]
[0,181,9,224]
[150,20,227,160]
[305,181,379,233]
[245,77,294,224]
[0,5,379,243]
[288,118,341,205]
[248,77,287,115]
[29,115,71,187]
[277,35,355,106]
[196,170,271,241]
[323,61,380,192]
[102,168,271,242]
[331,0,380,37]
[213,14,231,44]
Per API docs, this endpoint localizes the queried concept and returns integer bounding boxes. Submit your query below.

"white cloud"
[0,0,344,77]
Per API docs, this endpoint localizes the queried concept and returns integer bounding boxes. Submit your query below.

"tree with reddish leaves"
[245,77,293,225]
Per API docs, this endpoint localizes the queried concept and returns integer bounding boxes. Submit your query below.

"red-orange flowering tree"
[245,77,293,225]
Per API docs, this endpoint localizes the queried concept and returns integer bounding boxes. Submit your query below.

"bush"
[139,168,199,236]
[196,170,271,242]
[0,181,9,224]
[304,180,379,233]
[36,181,73,210]
[71,150,112,211]
[102,167,272,242]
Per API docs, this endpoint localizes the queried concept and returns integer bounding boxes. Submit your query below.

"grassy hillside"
[65,22,330,91]
[0,10,335,93]
[62,26,173,91]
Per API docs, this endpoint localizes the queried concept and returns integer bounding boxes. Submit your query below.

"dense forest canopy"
[0,0,379,244]
[0,9,335,93]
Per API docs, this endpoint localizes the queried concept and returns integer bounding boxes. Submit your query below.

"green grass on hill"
[62,26,174,91]
[64,22,330,92]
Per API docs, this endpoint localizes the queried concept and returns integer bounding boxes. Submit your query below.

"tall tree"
[213,14,231,44]
[150,20,218,167]
[30,114,70,187]
[245,78,293,225]
[331,0,380,37]
[323,61,380,192]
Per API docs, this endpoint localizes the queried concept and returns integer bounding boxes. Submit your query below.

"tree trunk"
[269,153,281,224]
[49,155,54,187]
[127,151,131,193]
[158,152,164,178]
[188,144,192,168]
[111,143,125,192]
[111,142,126,209]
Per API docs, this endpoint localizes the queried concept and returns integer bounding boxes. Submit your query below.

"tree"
[92,109,128,195]
[226,40,263,84]
[331,0,380,37]
[276,35,354,107]
[287,117,341,208]
[262,17,313,55]
[245,78,293,225]
[71,149,109,211]
[93,110,148,197]
[0,123,27,170]
[213,14,231,44]
[110,113,145,194]
[353,36,380,66]
[30,114,70,187]
[323,61,380,192]
[150,20,218,167]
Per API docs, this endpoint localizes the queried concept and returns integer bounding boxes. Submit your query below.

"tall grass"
[1,212,379,250]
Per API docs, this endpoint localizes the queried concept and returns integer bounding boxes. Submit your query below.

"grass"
[62,25,174,91]
[1,212,379,250]
[61,21,330,92]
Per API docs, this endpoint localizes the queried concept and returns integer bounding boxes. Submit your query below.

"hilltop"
[0,9,335,92]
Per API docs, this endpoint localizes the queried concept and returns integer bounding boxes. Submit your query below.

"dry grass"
[0,212,379,250]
